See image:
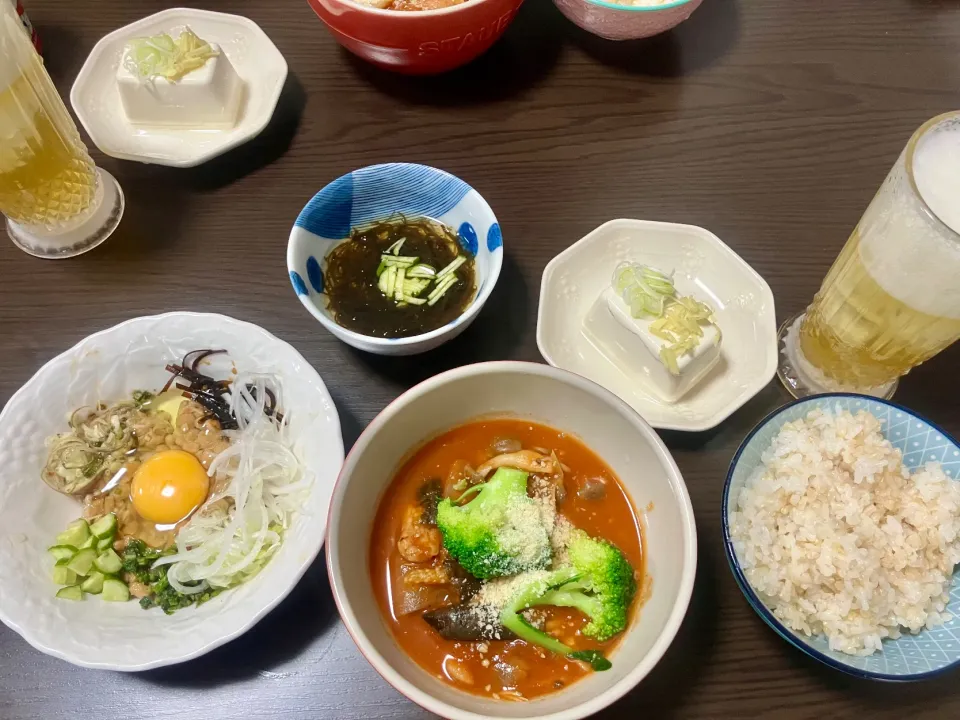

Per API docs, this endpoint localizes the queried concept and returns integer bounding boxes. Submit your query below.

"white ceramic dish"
[288,163,503,356]
[0,312,343,670]
[70,8,288,168]
[327,361,697,720]
[537,219,777,432]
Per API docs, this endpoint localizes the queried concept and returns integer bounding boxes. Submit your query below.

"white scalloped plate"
[0,312,343,670]
[70,8,288,167]
[537,219,778,432]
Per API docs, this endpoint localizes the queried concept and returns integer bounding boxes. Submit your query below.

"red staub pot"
[307,0,524,74]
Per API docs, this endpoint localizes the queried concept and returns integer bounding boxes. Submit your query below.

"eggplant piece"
[417,479,442,525]
[445,557,482,603]
[423,605,517,641]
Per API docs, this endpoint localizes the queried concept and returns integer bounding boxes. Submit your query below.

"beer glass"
[779,111,960,398]
[0,0,123,258]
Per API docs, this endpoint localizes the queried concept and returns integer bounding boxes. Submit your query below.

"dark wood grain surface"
[3,0,960,717]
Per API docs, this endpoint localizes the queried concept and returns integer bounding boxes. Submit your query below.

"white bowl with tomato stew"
[327,361,697,719]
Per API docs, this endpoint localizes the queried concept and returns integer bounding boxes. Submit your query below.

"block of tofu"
[116,44,243,129]
[582,287,721,403]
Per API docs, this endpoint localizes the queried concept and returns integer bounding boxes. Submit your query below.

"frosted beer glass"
[779,111,960,398]
[0,0,123,258]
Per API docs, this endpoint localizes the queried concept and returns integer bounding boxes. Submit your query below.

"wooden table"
[2,0,960,717]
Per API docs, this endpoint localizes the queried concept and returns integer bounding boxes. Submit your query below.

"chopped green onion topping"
[612,262,720,376]
[123,28,219,82]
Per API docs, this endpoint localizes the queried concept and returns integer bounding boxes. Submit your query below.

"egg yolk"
[131,450,210,524]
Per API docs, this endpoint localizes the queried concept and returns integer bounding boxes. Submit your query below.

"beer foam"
[858,116,960,320]
[914,117,960,236]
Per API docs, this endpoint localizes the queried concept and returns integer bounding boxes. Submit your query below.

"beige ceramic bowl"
[326,361,697,719]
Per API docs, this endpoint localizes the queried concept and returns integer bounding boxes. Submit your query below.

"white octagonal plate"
[70,8,288,168]
[537,219,777,432]
[0,312,343,670]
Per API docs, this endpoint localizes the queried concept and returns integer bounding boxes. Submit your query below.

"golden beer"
[0,57,98,226]
[1,0,122,257]
[781,112,960,396]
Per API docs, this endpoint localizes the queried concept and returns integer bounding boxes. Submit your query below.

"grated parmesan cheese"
[474,569,554,610]
[551,515,576,566]
[495,492,552,571]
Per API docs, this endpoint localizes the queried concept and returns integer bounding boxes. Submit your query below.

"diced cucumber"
[102,578,130,602]
[56,585,83,601]
[78,535,96,551]
[66,548,97,576]
[48,545,77,562]
[96,537,114,553]
[89,513,117,540]
[94,549,122,574]
[52,565,79,586]
[80,571,105,594]
[56,519,91,548]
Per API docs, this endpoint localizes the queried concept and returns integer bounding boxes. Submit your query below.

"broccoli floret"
[536,530,637,641]
[436,467,552,579]
[498,530,637,670]
[499,567,612,671]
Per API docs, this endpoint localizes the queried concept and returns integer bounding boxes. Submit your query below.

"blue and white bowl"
[723,394,960,680]
[287,163,503,356]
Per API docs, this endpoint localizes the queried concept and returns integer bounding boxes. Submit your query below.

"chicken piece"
[403,566,452,586]
[477,450,560,478]
[398,505,442,562]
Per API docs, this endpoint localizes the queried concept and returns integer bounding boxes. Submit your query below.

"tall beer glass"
[779,111,960,398]
[0,0,123,258]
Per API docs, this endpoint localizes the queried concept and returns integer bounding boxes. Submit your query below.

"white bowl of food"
[537,219,777,432]
[70,8,288,167]
[327,361,696,718]
[0,312,343,670]
[288,163,503,356]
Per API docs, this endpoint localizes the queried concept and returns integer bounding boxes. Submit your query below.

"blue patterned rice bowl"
[723,394,960,680]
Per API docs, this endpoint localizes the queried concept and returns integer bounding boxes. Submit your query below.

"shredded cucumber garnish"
[375,250,466,307]
[123,28,219,82]
[613,262,721,376]
[436,255,466,280]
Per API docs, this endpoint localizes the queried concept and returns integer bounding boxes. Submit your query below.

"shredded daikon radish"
[156,374,310,592]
